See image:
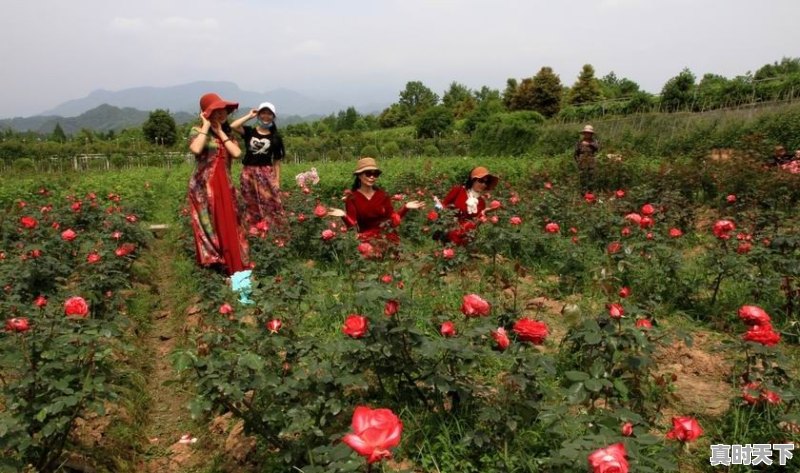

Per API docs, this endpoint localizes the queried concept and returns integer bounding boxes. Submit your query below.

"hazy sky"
[1,0,798,118]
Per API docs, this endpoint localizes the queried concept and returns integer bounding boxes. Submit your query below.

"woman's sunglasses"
[362,170,382,178]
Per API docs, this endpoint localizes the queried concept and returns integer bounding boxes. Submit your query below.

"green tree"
[398,81,439,118]
[502,78,518,109]
[569,64,603,105]
[336,107,359,131]
[51,123,67,143]
[471,111,545,156]
[464,89,505,135]
[513,67,563,117]
[441,82,476,119]
[415,105,454,139]
[142,109,178,146]
[378,104,410,128]
[660,68,696,112]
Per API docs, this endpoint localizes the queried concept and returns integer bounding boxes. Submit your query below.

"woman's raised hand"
[327,208,346,217]
[404,200,426,210]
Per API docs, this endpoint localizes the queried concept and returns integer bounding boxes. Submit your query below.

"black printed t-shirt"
[241,126,285,166]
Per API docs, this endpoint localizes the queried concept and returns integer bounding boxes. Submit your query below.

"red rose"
[646,232,654,240]
[442,248,455,259]
[588,443,629,473]
[742,323,781,346]
[380,274,393,284]
[126,214,138,223]
[342,406,403,464]
[584,192,596,204]
[620,227,631,237]
[266,319,282,334]
[491,327,510,351]
[297,213,307,223]
[384,300,399,317]
[61,229,77,241]
[5,317,30,333]
[726,194,737,203]
[64,296,89,318]
[115,243,136,257]
[87,252,101,264]
[314,204,328,218]
[357,242,375,258]
[544,182,553,190]
[669,228,683,238]
[738,305,771,326]
[71,202,82,212]
[440,321,456,337]
[544,222,560,233]
[427,210,439,221]
[34,295,48,308]
[219,303,234,315]
[712,219,736,239]
[621,422,633,436]
[737,242,752,254]
[607,303,624,319]
[761,389,781,405]
[742,382,761,405]
[665,416,703,443]
[635,318,653,330]
[343,314,368,338]
[509,194,520,205]
[607,241,622,255]
[111,231,123,240]
[512,318,549,344]
[321,229,336,241]
[20,216,38,229]
[461,294,491,317]
[51,222,61,230]
[639,216,654,229]
[641,203,655,216]
[489,200,502,210]
[618,287,631,298]
[615,189,626,199]
[490,216,499,224]
[509,216,522,226]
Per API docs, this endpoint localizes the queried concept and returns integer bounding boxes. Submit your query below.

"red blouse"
[442,185,485,220]
[343,188,408,233]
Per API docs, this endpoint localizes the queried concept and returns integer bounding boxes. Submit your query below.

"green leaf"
[565,371,590,382]
[583,332,602,344]
[584,378,603,392]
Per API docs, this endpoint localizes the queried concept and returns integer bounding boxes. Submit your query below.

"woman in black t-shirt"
[231,102,286,229]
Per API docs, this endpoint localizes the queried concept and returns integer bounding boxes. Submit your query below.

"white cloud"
[109,17,147,32]
[288,40,326,56]
[158,17,219,31]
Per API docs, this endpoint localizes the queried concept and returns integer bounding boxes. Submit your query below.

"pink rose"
[64,296,89,318]
[342,406,403,464]
[607,303,624,319]
[509,216,522,226]
[620,227,631,237]
[461,294,491,317]
[489,200,502,210]
[314,204,328,218]
[380,274,393,284]
[491,327,510,351]
[87,252,101,264]
[321,229,336,241]
[5,317,30,333]
[544,222,560,233]
[621,422,634,437]
[588,443,629,473]
[726,194,737,203]
[712,219,736,239]
[641,203,655,216]
[219,303,234,315]
[34,295,48,308]
[615,189,626,199]
[618,287,631,298]
[266,319,282,334]
[442,248,455,260]
[61,229,77,241]
[624,213,642,225]
[669,228,683,238]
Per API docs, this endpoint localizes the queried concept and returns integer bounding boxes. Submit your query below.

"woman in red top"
[329,157,424,243]
[440,166,499,245]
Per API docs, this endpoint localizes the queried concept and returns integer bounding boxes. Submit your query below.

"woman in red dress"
[187,93,250,275]
[328,157,425,243]
[440,166,499,245]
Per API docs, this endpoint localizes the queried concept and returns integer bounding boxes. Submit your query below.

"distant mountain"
[0,105,195,135]
[41,81,350,118]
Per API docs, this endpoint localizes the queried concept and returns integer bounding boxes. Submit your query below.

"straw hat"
[469,166,499,191]
[354,157,380,175]
[581,124,595,134]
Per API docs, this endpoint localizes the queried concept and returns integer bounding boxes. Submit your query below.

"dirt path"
[136,235,201,473]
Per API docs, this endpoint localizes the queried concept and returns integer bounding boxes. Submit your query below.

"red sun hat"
[199,93,239,117]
